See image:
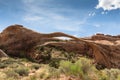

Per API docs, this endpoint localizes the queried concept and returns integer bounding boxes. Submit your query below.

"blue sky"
[0,0,120,37]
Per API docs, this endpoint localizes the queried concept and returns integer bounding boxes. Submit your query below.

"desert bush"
[117,74,120,80]
[0,58,24,67]
[14,67,29,76]
[59,58,95,80]
[48,67,60,78]
[38,67,51,79]
[59,57,120,80]
[99,69,120,80]
[3,69,19,79]
[30,63,41,70]
[0,63,8,68]
[29,75,37,80]
[48,58,61,68]
[0,56,120,80]
[0,58,15,64]
[19,58,30,62]
[29,65,60,80]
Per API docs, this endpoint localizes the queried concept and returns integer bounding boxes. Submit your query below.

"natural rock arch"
[0,24,119,69]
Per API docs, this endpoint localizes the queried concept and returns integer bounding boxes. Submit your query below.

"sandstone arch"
[0,24,119,69]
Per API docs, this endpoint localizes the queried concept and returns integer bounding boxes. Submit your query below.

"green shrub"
[14,67,29,76]
[30,75,37,80]
[31,63,41,70]
[49,58,61,68]
[59,58,94,80]
[48,67,60,78]
[0,63,7,68]
[99,69,120,80]
[33,65,60,80]
[117,74,120,80]
[3,69,19,79]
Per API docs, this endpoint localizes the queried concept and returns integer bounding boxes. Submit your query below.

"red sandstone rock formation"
[0,25,120,69]
[0,25,81,60]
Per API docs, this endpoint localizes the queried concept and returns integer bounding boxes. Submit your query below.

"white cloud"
[88,12,96,16]
[94,24,101,27]
[21,0,87,32]
[101,12,105,14]
[23,15,44,21]
[101,11,108,14]
[85,23,101,28]
[55,25,80,32]
[96,0,120,10]
[23,0,34,3]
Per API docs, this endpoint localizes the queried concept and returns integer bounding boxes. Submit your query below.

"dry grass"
[0,57,119,80]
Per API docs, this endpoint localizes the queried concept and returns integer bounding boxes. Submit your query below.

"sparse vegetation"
[0,48,119,80]
[0,57,119,80]
[59,58,120,80]
[0,25,120,80]
[30,63,41,70]
[14,67,29,76]
[59,58,94,80]
[3,69,19,79]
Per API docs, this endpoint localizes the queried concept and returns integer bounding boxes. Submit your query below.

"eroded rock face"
[38,41,93,58]
[0,25,43,58]
[37,34,120,69]
[94,44,120,69]
[0,25,82,60]
[0,25,120,69]
[91,33,120,41]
